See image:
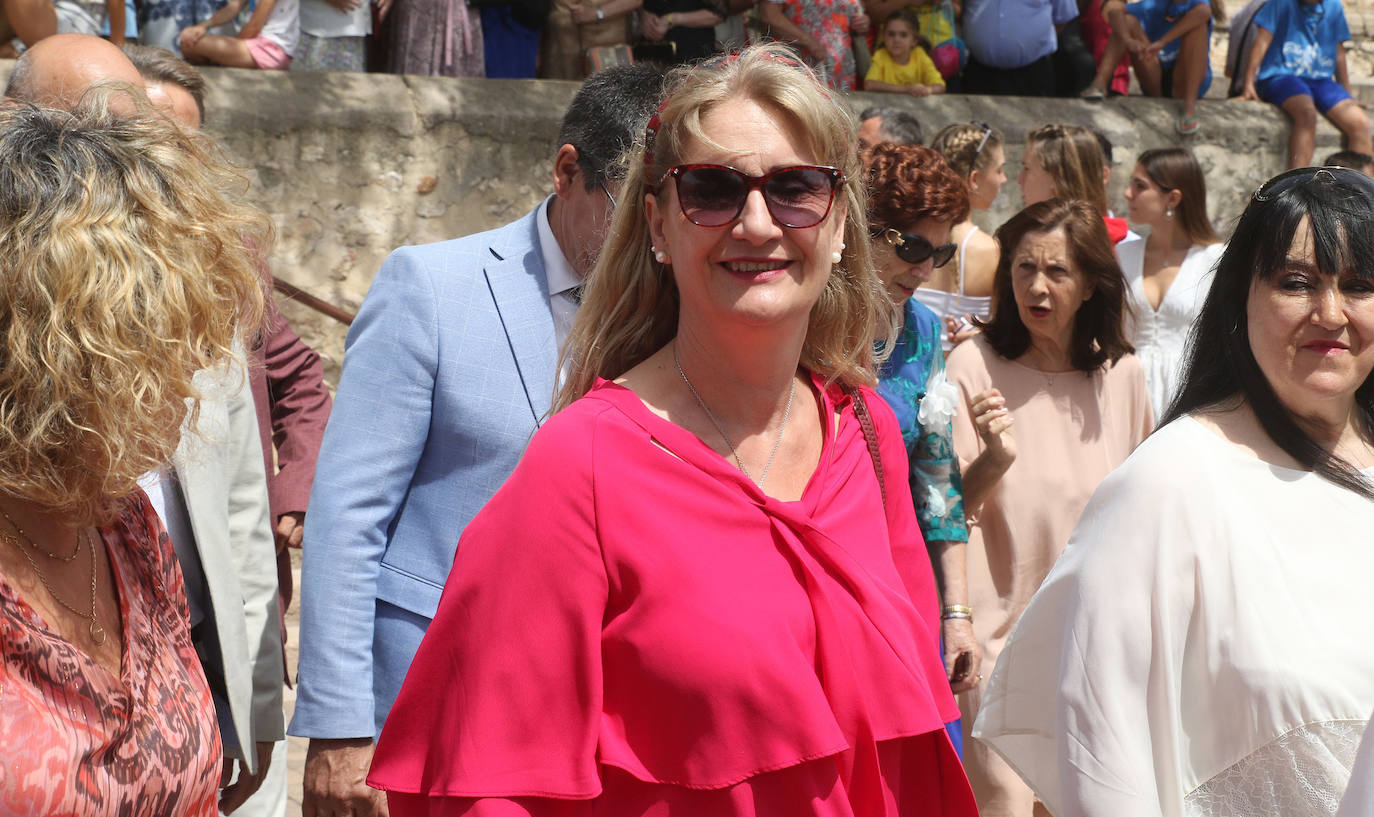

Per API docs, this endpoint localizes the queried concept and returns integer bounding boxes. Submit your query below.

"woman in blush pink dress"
[367,45,977,817]
[0,93,269,815]
[945,199,1153,817]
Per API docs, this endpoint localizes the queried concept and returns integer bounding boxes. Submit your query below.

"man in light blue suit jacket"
[290,65,666,817]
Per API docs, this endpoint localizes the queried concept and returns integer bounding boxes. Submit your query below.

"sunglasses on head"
[971,121,993,158]
[880,228,957,267]
[1253,165,1374,201]
[661,163,845,228]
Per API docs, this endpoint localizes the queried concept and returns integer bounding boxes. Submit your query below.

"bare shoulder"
[961,230,1000,297]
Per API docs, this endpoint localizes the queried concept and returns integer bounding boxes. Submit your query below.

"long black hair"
[1161,167,1374,499]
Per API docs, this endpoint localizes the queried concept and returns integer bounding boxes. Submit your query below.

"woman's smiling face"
[1247,218,1374,419]
[646,96,846,332]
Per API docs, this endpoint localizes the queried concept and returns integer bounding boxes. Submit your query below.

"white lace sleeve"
[1184,720,1367,817]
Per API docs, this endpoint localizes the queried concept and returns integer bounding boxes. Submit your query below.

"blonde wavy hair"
[0,90,270,525]
[554,45,889,413]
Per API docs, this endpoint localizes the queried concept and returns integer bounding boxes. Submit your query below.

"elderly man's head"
[857,106,924,150]
[122,44,206,129]
[4,33,145,108]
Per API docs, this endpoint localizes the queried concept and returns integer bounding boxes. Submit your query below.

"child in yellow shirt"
[866,9,945,96]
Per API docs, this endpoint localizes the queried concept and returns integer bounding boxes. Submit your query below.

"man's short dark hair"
[858,106,923,145]
[557,63,667,190]
[1324,149,1374,172]
[3,50,37,100]
[1091,128,1113,166]
[121,44,207,123]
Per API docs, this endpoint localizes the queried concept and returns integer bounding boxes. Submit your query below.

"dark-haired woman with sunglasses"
[865,142,981,760]
[944,199,1152,816]
[368,45,978,817]
[974,168,1374,816]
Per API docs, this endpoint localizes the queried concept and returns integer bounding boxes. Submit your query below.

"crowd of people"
[2,0,1372,164]
[2,30,1374,817]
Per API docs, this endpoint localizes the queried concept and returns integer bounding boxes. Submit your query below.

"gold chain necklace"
[0,504,81,561]
[673,342,795,489]
[2,526,106,646]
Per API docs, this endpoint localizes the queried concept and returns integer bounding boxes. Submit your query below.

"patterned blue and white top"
[876,298,969,544]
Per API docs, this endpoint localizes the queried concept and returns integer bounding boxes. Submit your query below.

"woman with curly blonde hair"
[0,91,268,815]
[369,45,977,816]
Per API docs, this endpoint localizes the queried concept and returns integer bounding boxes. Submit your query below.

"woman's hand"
[640,10,668,37]
[570,2,600,23]
[944,314,980,346]
[942,617,983,693]
[179,22,208,47]
[851,12,869,33]
[970,388,1015,463]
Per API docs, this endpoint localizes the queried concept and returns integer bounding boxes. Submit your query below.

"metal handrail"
[273,277,356,326]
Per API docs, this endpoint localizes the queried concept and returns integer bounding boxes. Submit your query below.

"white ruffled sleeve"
[972,421,1214,817]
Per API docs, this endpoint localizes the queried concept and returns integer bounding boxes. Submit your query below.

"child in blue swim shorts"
[1240,0,1370,168]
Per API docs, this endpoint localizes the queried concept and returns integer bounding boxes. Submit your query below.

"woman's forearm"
[928,539,970,607]
[665,8,723,27]
[961,448,1013,515]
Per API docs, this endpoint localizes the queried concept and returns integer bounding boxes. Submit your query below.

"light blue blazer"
[289,208,558,739]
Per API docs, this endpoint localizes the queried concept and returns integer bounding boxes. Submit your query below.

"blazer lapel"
[483,217,558,426]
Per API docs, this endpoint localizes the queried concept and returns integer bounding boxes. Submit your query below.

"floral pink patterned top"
[0,492,221,817]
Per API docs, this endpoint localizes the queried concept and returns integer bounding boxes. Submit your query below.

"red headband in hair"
[642,50,812,173]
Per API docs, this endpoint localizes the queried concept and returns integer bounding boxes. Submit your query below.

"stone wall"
[0,61,1346,385]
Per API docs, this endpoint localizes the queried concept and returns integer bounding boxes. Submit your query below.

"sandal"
[1080,86,1106,101]
[1175,114,1200,136]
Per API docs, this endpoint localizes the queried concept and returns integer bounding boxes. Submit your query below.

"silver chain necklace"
[673,342,795,489]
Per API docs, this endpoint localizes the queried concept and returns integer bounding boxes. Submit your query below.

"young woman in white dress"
[925,122,1006,350]
[975,167,1374,817]
[1117,146,1224,416]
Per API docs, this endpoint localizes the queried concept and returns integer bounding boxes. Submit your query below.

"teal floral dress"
[876,299,968,545]
[876,298,968,759]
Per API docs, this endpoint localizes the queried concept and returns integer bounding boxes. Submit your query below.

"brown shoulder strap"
[844,384,886,513]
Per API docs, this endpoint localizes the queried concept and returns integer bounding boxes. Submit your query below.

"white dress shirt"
[535,195,584,348]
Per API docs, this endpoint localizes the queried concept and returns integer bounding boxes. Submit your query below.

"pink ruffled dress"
[368,376,977,817]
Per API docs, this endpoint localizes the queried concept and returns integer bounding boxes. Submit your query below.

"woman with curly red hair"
[864,143,979,757]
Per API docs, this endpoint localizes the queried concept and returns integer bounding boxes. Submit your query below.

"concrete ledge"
[0,60,1338,385]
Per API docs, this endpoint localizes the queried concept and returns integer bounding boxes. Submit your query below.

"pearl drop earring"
[1165,208,1174,218]
[655,251,668,263]
[832,250,843,264]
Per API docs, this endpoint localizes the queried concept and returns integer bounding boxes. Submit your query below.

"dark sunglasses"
[661,163,845,229]
[880,228,956,267]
